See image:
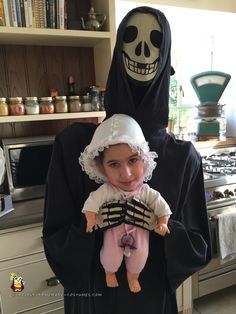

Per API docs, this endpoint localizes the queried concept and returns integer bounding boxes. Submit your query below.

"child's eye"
[129,157,138,164]
[108,162,119,168]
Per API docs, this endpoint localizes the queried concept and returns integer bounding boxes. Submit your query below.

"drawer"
[0,226,43,261]
[15,300,64,314]
[0,253,63,314]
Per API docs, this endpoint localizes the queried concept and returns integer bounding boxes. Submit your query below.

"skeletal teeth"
[124,53,158,75]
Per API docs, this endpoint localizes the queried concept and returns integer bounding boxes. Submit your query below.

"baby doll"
[79,114,172,293]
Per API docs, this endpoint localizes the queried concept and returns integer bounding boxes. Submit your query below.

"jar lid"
[69,95,80,100]
[9,97,23,101]
[55,96,67,100]
[0,97,7,101]
[25,96,38,101]
[40,97,53,101]
[82,95,90,101]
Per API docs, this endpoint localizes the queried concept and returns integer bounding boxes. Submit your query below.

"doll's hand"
[86,218,97,232]
[155,223,170,236]
[85,211,97,232]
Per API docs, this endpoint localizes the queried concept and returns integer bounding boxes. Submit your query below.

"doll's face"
[101,143,145,191]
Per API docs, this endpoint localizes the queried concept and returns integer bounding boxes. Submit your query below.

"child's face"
[101,143,145,191]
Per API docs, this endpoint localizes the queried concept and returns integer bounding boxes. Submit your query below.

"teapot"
[81,7,106,31]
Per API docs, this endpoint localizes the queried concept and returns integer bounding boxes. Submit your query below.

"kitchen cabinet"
[0,224,64,314]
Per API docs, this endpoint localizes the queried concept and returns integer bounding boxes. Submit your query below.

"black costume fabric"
[43,6,212,314]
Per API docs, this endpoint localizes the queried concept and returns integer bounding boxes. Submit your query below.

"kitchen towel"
[216,207,236,264]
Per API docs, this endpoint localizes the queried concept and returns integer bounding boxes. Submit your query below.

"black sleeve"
[164,146,212,291]
[42,124,97,292]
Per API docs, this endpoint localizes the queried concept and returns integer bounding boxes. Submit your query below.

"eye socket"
[123,25,138,43]
[150,30,163,48]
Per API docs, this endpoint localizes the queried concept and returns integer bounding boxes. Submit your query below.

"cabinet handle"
[46,276,60,286]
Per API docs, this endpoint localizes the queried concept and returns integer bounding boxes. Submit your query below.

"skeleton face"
[122,12,162,83]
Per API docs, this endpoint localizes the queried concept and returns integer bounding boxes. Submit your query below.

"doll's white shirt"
[82,183,172,218]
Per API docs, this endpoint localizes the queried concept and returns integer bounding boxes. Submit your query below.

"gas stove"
[193,143,236,300]
[198,145,236,209]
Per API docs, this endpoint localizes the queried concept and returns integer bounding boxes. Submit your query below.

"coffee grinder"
[190,71,231,140]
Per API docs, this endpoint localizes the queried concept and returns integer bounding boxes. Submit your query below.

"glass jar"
[39,97,54,114]
[9,97,25,115]
[55,96,68,113]
[0,97,8,116]
[68,96,82,112]
[82,95,91,112]
[24,97,39,114]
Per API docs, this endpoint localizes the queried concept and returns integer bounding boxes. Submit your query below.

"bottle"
[90,86,100,111]
[99,87,106,111]
[67,75,76,96]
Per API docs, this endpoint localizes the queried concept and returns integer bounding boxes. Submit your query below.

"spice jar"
[0,97,9,116]
[39,97,54,114]
[9,97,25,115]
[68,96,82,112]
[55,96,68,113]
[24,97,39,115]
[82,95,91,112]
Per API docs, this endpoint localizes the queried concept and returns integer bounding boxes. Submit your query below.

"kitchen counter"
[0,198,44,230]
[193,136,236,149]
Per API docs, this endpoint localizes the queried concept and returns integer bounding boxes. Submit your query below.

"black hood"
[105,6,172,139]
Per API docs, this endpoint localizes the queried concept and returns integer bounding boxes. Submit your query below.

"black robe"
[43,6,211,314]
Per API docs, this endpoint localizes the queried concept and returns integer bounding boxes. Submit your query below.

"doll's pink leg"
[125,227,149,293]
[125,227,149,273]
[100,225,126,287]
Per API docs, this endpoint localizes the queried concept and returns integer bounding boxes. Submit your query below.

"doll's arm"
[155,215,170,236]
[85,211,97,232]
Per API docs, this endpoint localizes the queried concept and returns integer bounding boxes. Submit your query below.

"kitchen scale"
[190,71,231,140]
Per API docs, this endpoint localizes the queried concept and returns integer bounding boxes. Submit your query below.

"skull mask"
[122,12,162,84]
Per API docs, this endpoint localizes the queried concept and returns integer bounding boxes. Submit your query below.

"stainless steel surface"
[0,198,44,230]
[2,135,54,202]
[193,144,236,299]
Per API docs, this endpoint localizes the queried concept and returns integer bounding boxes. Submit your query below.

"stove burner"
[202,151,236,179]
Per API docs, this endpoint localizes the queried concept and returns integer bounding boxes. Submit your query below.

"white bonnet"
[79,114,158,183]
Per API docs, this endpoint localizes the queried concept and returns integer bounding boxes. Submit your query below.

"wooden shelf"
[0,111,106,123]
[0,27,111,47]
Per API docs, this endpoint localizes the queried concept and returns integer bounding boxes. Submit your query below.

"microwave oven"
[1,135,54,202]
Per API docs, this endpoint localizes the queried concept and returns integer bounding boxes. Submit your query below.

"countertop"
[0,198,44,230]
[193,137,236,149]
